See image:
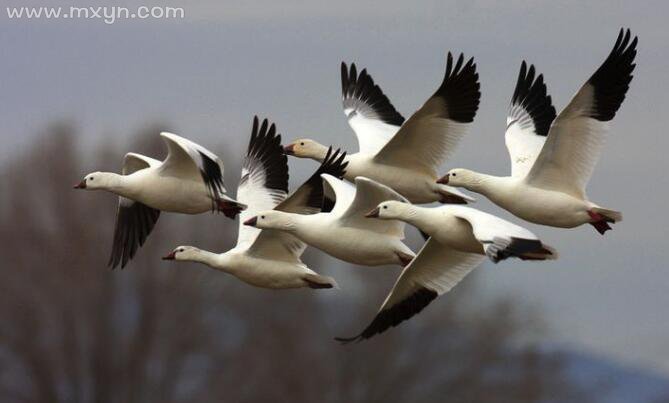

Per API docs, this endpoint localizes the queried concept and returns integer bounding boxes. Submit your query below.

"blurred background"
[1,1,668,402]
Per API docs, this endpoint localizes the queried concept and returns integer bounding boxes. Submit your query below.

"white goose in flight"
[337,201,556,342]
[440,29,637,234]
[74,130,245,268]
[245,176,415,267]
[163,117,345,290]
[284,53,481,204]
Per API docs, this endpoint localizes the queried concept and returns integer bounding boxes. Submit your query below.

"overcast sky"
[2,0,668,374]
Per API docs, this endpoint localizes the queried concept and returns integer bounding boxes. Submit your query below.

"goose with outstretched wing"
[284,53,480,204]
[441,29,637,234]
[74,130,245,269]
[337,201,556,343]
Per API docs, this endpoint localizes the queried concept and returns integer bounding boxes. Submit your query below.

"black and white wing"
[249,149,349,262]
[108,153,161,269]
[275,147,348,215]
[341,62,404,154]
[373,53,481,175]
[323,176,408,238]
[447,206,557,263]
[505,61,557,178]
[159,131,228,207]
[336,237,484,342]
[236,117,289,250]
[526,29,637,198]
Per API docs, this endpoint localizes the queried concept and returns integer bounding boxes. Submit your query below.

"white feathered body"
[290,213,413,266]
[120,168,214,214]
[343,154,441,204]
[478,177,593,228]
[212,249,318,289]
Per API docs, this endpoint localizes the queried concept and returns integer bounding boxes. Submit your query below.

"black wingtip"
[334,334,363,345]
[243,116,289,194]
[587,28,638,121]
[341,61,404,126]
[337,288,439,343]
[301,147,349,211]
[318,147,348,180]
[433,52,481,123]
[509,61,557,137]
[107,202,160,270]
[484,237,549,263]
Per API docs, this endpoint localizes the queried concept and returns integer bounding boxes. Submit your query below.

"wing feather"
[505,62,556,178]
[336,238,484,342]
[236,117,289,249]
[341,62,404,154]
[373,53,481,175]
[526,29,637,196]
[108,153,161,269]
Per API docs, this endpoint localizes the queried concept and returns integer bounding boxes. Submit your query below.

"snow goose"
[163,117,344,290]
[440,29,637,234]
[245,175,415,267]
[284,53,480,204]
[74,130,245,268]
[336,201,556,342]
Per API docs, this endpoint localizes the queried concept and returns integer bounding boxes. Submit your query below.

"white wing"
[373,53,481,176]
[526,29,637,198]
[337,176,408,237]
[109,153,161,269]
[505,62,556,178]
[236,117,289,250]
[320,174,357,218]
[337,237,484,342]
[248,149,349,263]
[341,62,404,154]
[448,205,557,263]
[159,131,227,203]
[122,152,161,174]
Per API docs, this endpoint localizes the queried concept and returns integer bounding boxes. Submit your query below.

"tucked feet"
[588,210,613,235]
[217,200,247,219]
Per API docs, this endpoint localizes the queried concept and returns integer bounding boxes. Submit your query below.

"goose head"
[244,211,294,231]
[74,172,114,190]
[366,200,409,220]
[284,139,329,160]
[162,245,201,261]
[437,168,476,188]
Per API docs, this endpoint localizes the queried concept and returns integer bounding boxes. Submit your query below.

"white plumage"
[442,29,636,234]
[337,202,556,342]
[284,53,480,204]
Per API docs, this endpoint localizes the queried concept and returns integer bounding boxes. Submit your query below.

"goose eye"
[179,248,184,252]
[451,173,456,177]
[261,215,265,219]
[383,206,388,209]
[300,142,305,146]
[90,177,94,180]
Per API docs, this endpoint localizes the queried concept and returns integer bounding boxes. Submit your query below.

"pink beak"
[365,207,380,218]
[162,251,176,260]
[244,216,258,226]
[73,180,86,189]
[283,144,295,155]
[437,174,449,184]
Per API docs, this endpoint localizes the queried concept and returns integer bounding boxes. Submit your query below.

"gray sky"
[2,0,668,374]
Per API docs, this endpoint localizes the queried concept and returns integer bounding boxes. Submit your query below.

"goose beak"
[365,207,380,218]
[283,144,295,155]
[437,174,449,184]
[244,216,258,227]
[162,251,176,260]
[73,180,86,189]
